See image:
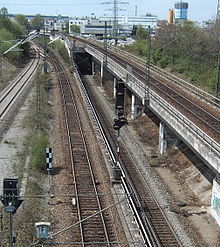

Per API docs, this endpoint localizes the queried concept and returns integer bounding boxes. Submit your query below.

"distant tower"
[217,0,220,21]
[168,9,174,23]
[103,0,128,42]
[174,1,188,23]
[135,5,137,16]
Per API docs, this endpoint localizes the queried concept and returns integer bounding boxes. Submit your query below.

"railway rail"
[46,45,184,246]
[49,50,115,246]
[80,74,182,246]
[78,36,220,109]
[0,54,39,122]
[73,36,220,144]
[113,55,220,141]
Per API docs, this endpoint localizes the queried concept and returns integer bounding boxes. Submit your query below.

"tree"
[0,7,8,18]
[31,14,43,30]
[0,8,30,64]
[65,21,69,34]
[15,14,29,32]
[70,24,80,33]
[0,7,11,31]
[125,19,219,93]
[136,25,148,40]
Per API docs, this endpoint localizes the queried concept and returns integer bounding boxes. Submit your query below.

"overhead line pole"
[0,40,3,83]
[216,51,220,95]
[217,0,220,21]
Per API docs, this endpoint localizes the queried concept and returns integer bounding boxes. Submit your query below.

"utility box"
[113,167,122,180]
[35,222,51,239]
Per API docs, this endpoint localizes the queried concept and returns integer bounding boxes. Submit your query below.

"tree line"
[125,20,220,96]
[0,8,50,65]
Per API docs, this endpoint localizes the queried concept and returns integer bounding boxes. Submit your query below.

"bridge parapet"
[85,45,220,172]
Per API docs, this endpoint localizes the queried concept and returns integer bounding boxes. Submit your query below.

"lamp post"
[43,18,48,74]
[145,25,151,101]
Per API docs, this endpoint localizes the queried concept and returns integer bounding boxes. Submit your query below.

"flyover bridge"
[80,41,220,174]
[65,36,220,222]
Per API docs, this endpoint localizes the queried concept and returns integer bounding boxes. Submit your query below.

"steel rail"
[49,50,111,246]
[86,45,220,157]
[99,44,220,137]
[132,66,220,134]
[51,53,85,244]
[0,59,36,103]
[72,36,220,138]
[74,69,182,246]
[0,54,40,121]
[74,69,153,246]
[76,35,220,109]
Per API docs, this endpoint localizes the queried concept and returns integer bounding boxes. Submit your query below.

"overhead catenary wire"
[25,196,130,247]
[2,192,131,198]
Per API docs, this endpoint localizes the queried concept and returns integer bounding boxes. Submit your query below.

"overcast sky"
[1,0,217,22]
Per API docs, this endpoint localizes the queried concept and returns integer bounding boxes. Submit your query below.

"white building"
[69,17,90,33]
[68,15,157,37]
[100,15,158,30]
[44,18,67,32]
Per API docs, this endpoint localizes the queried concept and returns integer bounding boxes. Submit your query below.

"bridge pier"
[131,94,144,120]
[142,97,150,114]
[113,78,117,98]
[159,122,181,154]
[92,59,95,75]
[159,122,167,154]
[100,62,104,81]
[131,94,137,120]
[211,179,220,226]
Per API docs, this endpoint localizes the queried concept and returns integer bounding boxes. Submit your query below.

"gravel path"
[0,89,34,196]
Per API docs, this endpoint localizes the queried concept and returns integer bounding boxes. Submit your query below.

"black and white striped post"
[46,147,52,186]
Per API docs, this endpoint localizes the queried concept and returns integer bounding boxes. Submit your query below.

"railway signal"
[115,80,125,117]
[113,117,127,130]
[1,178,23,214]
[0,178,23,247]
[113,79,127,180]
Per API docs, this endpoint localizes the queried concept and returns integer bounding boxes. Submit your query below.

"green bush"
[51,40,69,62]
[158,55,170,68]
[173,59,189,73]
[29,131,48,171]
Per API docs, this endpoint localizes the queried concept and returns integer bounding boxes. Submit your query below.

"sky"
[0,0,218,22]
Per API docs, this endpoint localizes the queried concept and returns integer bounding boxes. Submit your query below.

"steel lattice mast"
[217,0,220,20]
[103,0,128,44]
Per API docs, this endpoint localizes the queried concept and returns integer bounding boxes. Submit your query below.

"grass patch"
[29,130,49,171]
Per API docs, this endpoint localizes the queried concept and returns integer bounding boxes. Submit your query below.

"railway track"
[110,48,220,143]
[46,41,217,246]
[49,50,115,246]
[0,54,39,122]
[73,36,220,144]
[81,75,182,246]
[125,63,220,142]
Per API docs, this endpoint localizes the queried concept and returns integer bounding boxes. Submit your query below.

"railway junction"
[0,35,219,246]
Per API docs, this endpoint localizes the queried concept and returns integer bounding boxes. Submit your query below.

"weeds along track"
[49,51,116,246]
[81,75,182,247]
